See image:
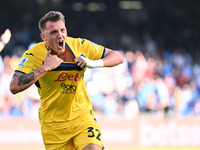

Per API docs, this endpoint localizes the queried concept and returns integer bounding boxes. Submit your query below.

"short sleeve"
[80,39,106,60]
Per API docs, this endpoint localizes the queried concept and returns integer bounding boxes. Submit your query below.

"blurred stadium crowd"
[0,0,200,118]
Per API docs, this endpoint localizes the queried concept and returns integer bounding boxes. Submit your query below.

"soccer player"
[10,11,124,150]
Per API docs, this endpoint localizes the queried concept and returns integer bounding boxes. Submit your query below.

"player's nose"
[57,31,62,38]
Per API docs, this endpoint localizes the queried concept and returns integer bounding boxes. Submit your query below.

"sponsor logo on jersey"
[19,57,28,67]
[60,83,76,94]
[54,72,82,82]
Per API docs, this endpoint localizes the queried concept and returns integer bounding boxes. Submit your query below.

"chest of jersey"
[39,63,85,90]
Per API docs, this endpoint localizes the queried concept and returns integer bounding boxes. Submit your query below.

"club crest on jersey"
[19,57,28,67]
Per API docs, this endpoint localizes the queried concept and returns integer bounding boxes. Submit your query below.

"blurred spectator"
[137,78,157,112]
[0,29,11,53]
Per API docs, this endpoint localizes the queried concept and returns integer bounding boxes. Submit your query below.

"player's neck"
[57,47,75,62]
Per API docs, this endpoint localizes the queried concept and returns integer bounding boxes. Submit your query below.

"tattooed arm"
[10,66,48,94]
[10,50,63,94]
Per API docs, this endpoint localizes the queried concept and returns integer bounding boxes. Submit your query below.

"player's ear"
[40,33,46,41]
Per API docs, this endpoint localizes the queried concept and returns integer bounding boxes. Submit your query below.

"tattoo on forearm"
[18,72,35,86]
[36,68,43,74]
[13,73,19,79]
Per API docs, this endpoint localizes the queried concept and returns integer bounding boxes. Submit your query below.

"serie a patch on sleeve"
[19,57,28,67]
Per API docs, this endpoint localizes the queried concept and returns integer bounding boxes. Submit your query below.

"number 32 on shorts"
[87,127,101,141]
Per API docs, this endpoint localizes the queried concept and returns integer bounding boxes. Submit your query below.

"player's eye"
[50,30,57,34]
[61,28,65,32]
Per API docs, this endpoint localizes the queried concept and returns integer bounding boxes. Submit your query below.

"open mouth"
[58,40,64,49]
